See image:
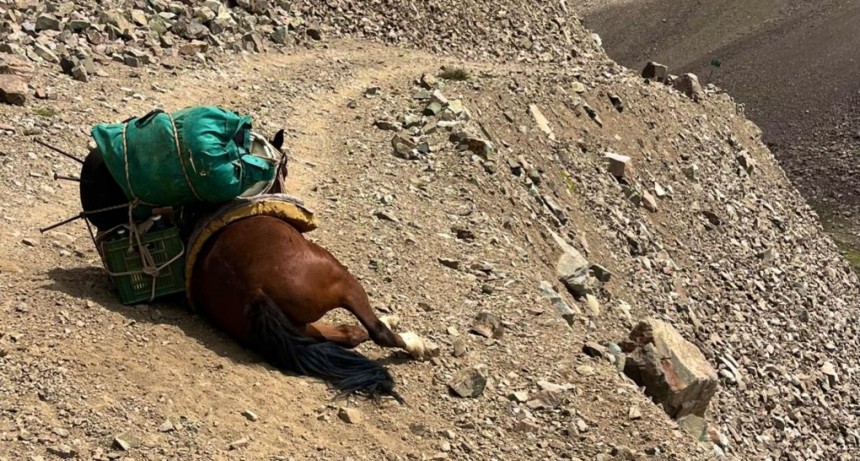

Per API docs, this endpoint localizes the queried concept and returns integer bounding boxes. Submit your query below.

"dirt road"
[0,41,709,460]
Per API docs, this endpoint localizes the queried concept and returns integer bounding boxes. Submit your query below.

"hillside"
[1,1,859,460]
[579,0,860,265]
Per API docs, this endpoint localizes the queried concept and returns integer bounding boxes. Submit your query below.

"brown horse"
[189,132,423,402]
[82,128,422,401]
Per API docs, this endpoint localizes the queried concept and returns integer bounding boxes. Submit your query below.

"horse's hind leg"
[337,277,407,350]
[299,322,369,349]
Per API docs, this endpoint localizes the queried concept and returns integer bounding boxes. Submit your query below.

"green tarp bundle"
[91,106,277,208]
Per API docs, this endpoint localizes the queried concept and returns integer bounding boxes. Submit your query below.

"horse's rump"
[184,194,317,310]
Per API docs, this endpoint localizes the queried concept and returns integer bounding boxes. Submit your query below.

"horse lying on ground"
[192,214,423,401]
[81,129,422,401]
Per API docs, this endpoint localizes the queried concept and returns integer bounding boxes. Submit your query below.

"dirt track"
[1,41,713,460]
[1,43,441,460]
[3,18,860,459]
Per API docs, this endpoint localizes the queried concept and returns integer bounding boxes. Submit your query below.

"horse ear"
[271,129,285,151]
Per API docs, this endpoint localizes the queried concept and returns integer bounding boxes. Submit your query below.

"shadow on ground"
[42,265,413,377]
[45,265,271,369]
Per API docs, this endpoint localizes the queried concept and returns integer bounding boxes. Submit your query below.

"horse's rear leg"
[339,277,426,358]
[333,276,405,350]
[300,322,369,349]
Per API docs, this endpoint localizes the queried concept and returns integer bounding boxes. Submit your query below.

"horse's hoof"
[380,315,401,331]
[399,331,425,360]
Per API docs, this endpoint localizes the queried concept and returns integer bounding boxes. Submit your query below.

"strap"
[134,109,165,127]
[165,113,202,200]
[120,111,202,203]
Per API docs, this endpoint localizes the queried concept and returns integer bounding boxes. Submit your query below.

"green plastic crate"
[100,226,186,305]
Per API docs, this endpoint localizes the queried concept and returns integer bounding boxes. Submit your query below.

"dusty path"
[6,40,695,461]
[4,32,860,460]
[0,42,464,461]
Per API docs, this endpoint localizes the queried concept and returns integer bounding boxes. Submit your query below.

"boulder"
[32,43,59,63]
[448,367,486,398]
[551,230,593,298]
[100,10,135,38]
[736,150,755,175]
[462,136,495,160]
[470,312,503,339]
[677,414,708,441]
[35,14,61,31]
[0,53,34,76]
[0,74,27,105]
[642,190,658,212]
[242,33,264,52]
[68,19,93,32]
[306,24,323,41]
[621,318,718,419]
[391,134,418,160]
[247,0,269,14]
[272,26,289,45]
[538,281,579,326]
[673,73,704,101]
[173,19,209,40]
[642,61,669,83]
[337,407,362,424]
[130,9,148,27]
[603,152,631,180]
[179,40,208,56]
[195,6,218,23]
[529,104,555,140]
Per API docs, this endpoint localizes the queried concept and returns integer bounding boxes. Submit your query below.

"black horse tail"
[246,295,402,403]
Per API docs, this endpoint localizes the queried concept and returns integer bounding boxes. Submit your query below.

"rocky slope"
[1,1,859,460]
[578,0,860,266]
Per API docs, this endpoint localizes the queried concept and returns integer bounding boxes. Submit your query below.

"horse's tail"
[246,295,402,402]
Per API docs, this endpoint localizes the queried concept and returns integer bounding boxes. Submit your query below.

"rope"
[121,113,200,204]
[103,246,185,278]
[121,123,141,206]
[113,114,193,302]
[101,220,186,302]
[165,114,202,199]
[97,210,185,302]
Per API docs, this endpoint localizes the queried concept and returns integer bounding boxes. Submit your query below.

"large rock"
[0,74,27,105]
[673,73,704,101]
[642,61,669,83]
[172,19,210,40]
[538,281,579,326]
[100,10,135,38]
[676,414,708,441]
[551,230,593,298]
[736,150,755,175]
[243,33,265,52]
[529,104,556,140]
[60,53,94,82]
[621,318,718,419]
[35,14,61,31]
[603,152,631,180]
[32,43,59,63]
[0,53,34,77]
[448,367,487,398]
[238,0,269,14]
[470,312,503,339]
[130,9,148,27]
